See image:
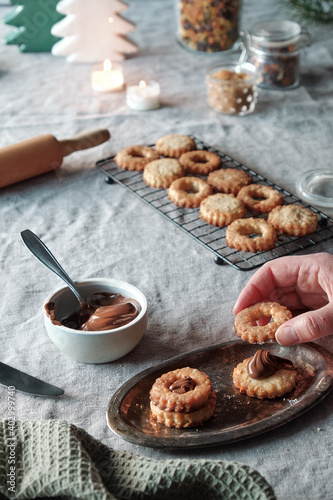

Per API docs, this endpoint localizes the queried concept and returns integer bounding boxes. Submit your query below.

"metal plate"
[106,341,333,449]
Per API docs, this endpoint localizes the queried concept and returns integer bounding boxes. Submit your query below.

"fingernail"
[276,325,300,345]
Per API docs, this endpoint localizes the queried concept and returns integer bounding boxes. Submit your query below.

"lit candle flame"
[103,59,112,72]
[139,80,147,89]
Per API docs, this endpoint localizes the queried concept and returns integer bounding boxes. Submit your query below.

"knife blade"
[0,362,64,396]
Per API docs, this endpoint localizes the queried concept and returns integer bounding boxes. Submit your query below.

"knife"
[0,362,64,396]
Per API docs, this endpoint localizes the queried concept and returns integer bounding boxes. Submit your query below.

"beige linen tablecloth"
[0,1,333,499]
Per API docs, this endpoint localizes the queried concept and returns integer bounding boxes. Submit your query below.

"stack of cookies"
[149,366,216,428]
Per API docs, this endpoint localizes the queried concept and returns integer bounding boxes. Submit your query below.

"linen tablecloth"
[0,1,333,499]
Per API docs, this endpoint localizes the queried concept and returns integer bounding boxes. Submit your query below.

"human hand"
[233,252,333,345]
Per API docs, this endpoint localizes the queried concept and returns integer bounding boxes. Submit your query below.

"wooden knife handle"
[59,129,111,157]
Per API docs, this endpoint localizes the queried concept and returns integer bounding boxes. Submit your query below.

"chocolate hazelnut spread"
[45,292,140,332]
[247,349,295,379]
[169,377,196,394]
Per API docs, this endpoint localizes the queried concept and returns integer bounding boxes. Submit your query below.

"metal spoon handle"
[20,229,86,305]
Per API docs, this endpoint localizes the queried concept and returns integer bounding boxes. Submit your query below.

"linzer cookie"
[155,134,196,158]
[207,168,252,195]
[237,184,283,213]
[233,349,297,399]
[149,367,216,428]
[226,218,277,253]
[115,145,160,171]
[199,193,246,227]
[234,301,293,343]
[143,159,184,188]
[179,150,221,175]
[168,176,213,208]
[268,204,318,236]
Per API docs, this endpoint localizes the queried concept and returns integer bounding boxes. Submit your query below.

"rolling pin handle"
[59,129,111,157]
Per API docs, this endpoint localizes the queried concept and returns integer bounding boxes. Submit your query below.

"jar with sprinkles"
[241,20,311,90]
[176,0,241,53]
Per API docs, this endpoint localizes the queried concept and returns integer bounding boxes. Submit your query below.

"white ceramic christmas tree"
[51,0,137,62]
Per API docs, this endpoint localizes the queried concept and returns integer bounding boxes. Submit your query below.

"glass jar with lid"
[241,20,312,89]
[176,0,241,53]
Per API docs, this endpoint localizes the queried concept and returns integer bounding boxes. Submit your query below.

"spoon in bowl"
[20,229,88,311]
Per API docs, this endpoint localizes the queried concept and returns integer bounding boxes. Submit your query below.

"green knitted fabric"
[0,420,275,500]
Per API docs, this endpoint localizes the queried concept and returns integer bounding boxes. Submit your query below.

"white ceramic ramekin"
[43,278,148,364]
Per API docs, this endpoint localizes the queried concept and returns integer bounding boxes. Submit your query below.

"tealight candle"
[126,80,160,111]
[91,59,124,92]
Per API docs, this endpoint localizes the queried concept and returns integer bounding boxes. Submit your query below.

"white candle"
[126,80,160,111]
[91,59,124,92]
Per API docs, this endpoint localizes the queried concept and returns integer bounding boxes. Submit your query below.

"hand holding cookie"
[233,253,333,345]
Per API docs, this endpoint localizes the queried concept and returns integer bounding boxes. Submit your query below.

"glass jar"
[241,20,312,89]
[176,0,241,53]
[205,61,259,115]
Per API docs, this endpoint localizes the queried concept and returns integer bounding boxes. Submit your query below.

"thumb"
[276,304,333,345]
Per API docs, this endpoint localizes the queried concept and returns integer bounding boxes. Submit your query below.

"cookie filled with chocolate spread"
[149,367,216,428]
[233,349,298,399]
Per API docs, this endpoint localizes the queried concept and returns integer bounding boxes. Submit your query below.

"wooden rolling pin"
[0,129,111,189]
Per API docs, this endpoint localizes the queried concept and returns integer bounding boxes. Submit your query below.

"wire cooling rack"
[96,137,333,271]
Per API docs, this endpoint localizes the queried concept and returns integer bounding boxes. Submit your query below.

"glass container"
[176,0,241,53]
[205,61,258,115]
[297,170,333,208]
[241,20,311,90]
